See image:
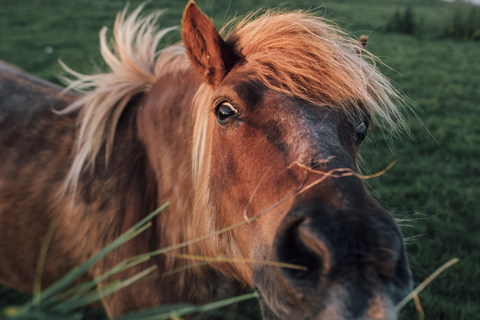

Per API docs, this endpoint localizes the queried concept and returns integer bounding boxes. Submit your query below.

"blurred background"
[0,0,479,319]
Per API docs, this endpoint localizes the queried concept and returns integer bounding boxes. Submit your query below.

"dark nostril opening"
[276,219,326,284]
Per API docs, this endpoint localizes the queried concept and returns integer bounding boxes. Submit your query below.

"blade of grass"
[385,258,460,320]
[54,265,158,313]
[37,222,151,307]
[413,293,424,320]
[34,202,168,306]
[114,292,258,320]
[6,309,82,320]
[156,261,211,279]
[53,255,152,302]
[168,253,308,271]
[33,219,58,305]
[111,304,197,320]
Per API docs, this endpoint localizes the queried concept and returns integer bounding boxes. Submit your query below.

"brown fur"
[0,3,412,319]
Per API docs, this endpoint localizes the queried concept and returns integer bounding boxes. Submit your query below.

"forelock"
[223,10,410,134]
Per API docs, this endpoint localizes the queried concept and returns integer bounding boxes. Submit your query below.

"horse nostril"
[276,219,331,284]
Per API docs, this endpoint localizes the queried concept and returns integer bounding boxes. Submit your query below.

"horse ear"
[182,1,237,87]
[354,35,368,56]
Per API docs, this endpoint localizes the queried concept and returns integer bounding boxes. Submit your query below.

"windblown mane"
[225,11,408,126]
[60,5,188,193]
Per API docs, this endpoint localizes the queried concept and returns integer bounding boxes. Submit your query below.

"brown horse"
[0,2,412,319]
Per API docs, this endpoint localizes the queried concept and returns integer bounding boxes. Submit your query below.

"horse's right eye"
[354,120,368,145]
[216,102,237,122]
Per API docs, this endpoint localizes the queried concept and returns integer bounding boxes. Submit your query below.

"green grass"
[1,0,479,319]
[363,33,480,319]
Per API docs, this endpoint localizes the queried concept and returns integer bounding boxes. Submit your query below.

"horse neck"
[72,93,159,244]
[137,68,202,255]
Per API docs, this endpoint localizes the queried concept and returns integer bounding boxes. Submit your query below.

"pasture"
[0,0,479,319]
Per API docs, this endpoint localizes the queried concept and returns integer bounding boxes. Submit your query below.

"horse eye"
[355,121,368,144]
[216,102,237,122]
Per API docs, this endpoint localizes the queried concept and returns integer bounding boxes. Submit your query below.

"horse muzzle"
[252,189,412,320]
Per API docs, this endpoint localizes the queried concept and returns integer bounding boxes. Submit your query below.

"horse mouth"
[253,280,401,320]
[250,198,412,320]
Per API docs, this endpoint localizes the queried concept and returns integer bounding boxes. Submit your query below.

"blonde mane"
[60,5,188,193]
[228,10,408,129]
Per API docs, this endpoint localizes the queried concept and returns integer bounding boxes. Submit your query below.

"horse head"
[182,2,412,319]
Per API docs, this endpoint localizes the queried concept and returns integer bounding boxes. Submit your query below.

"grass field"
[1,0,479,319]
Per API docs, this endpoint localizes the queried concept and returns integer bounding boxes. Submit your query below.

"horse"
[0,2,413,319]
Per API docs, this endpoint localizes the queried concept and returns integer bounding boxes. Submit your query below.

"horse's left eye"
[355,121,368,145]
[216,102,237,122]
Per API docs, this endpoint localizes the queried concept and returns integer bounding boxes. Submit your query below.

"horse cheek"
[212,125,294,263]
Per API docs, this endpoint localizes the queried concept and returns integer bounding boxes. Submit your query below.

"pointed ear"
[354,35,368,56]
[182,1,238,87]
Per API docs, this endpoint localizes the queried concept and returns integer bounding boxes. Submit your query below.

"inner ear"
[182,1,239,87]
